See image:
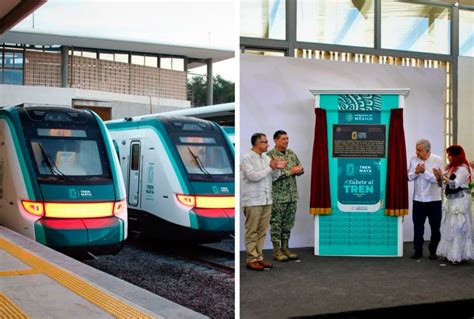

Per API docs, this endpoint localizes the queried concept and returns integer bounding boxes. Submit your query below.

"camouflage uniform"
[267,147,303,243]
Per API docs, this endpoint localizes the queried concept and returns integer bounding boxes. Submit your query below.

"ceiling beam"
[0,0,46,35]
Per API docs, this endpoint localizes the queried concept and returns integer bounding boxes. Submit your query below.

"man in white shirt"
[408,139,443,259]
[241,133,283,271]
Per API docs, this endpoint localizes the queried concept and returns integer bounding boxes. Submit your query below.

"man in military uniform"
[267,130,304,261]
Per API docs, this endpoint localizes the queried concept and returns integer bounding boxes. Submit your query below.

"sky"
[13,0,237,81]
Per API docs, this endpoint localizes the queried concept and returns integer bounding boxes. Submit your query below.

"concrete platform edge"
[0,226,208,319]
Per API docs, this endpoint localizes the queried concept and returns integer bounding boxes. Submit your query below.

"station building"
[0,31,233,120]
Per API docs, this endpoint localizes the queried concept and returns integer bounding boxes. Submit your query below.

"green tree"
[187,75,234,106]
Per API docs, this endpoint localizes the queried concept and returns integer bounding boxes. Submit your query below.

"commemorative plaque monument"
[310,89,409,257]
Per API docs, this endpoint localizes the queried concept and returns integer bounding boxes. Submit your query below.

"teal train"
[0,105,128,255]
[106,115,235,242]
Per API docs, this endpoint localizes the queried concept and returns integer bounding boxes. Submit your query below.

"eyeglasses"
[259,140,269,144]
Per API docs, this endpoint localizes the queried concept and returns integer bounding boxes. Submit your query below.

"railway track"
[110,238,236,276]
[83,238,235,318]
[132,238,236,276]
[176,244,235,275]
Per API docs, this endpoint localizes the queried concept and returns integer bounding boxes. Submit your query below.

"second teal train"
[106,114,235,242]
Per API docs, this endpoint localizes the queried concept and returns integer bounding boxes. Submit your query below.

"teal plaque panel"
[338,159,380,205]
[318,94,400,256]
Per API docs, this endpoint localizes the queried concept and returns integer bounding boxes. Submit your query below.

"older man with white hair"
[408,139,443,260]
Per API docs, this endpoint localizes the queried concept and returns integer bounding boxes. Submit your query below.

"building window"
[114,53,128,63]
[459,9,474,57]
[241,0,286,40]
[131,54,145,65]
[82,51,97,59]
[1,50,23,85]
[99,52,114,61]
[381,1,450,55]
[172,58,184,71]
[145,56,158,67]
[244,49,286,56]
[297,0,374,48]
[160,57,185,71]
[160,57,172,69]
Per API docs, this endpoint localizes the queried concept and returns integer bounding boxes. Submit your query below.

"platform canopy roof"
[0,30,234,68]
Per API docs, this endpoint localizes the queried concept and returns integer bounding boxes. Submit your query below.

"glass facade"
[297,0,374,47]
[459,9,474,57]
[241,0,471,153]
[241,0,286,40]
[1,50,24,85]
[381,1,451,54]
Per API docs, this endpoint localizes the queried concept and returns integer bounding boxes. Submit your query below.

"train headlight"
[177,194,196,207]
[113,200,126,215]
[21,201,45,217]
[176,194,234,209]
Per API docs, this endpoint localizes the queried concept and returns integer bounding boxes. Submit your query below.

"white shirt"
[446,165,471,190]
[408,153,443,202]
[240,150,281,207]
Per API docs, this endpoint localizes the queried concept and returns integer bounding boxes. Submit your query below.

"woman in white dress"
[434,145,472,264]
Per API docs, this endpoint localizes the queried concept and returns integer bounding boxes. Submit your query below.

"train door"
[128,141,141,207]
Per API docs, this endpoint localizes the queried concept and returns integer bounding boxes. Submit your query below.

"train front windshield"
[176,136,233,177]
[19,108,111,183]
[164,118,234,181]
[31,130,104,177]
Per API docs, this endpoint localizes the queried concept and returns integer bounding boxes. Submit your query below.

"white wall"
[240,54,444,250]
[0,85,190,119]
[457,57,474,161]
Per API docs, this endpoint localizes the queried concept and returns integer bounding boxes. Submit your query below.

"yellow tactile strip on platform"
[0,238,153,319]
[0,293,28,319]
[0,269,40,276]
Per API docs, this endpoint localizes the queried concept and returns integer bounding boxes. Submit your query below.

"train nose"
[190,208,235,232]
[34,217,125,252]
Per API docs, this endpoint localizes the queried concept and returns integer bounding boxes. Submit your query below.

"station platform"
[0,226,207,319]
[241,244,474,318]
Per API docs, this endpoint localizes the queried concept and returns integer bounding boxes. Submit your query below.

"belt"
[446,188,470,199]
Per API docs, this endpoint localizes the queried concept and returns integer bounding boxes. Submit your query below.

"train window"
[37,128,87,138]
[131,143,140,170]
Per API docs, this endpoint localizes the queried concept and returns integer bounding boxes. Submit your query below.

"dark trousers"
[412,200,442,255]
